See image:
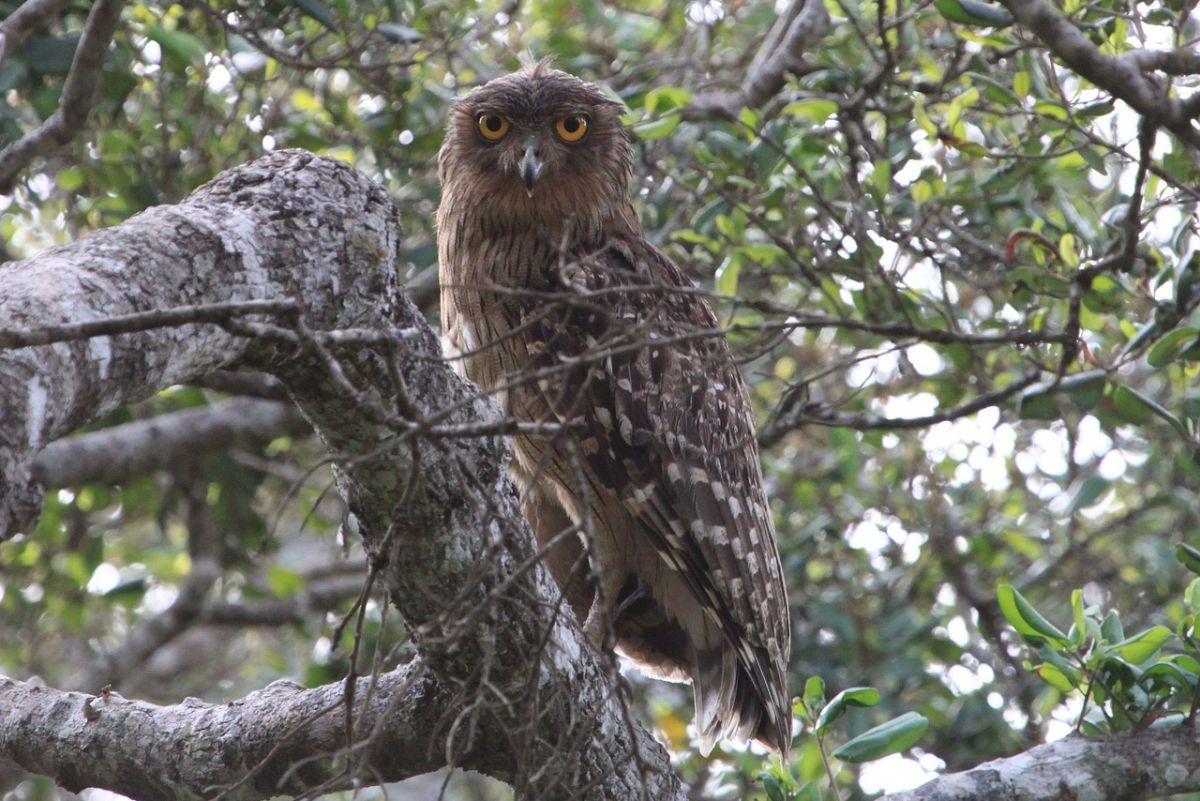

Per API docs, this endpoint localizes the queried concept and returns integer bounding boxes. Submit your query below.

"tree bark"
[0,150,684,801]
[885,725,1200,801]
[0,664,503,801]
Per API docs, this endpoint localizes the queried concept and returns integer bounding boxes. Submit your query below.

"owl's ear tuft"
[520,54,558,76]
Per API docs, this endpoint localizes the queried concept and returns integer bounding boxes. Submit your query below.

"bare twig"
[686,0,831,118]
[0,0,125,191]
[0,0,68,68]
[0,298,298,349]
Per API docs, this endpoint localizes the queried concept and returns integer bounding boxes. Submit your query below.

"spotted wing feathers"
[532,237,792,752]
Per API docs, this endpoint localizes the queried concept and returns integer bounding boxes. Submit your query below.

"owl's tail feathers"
[692,646,792,756]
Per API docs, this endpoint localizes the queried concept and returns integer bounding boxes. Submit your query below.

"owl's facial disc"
[441,64,633,213]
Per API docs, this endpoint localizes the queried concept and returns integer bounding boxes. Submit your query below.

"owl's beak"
[519,142,544,196]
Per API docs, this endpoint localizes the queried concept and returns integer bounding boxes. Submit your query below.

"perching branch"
[0,0,124,192]
[0,150,685,801]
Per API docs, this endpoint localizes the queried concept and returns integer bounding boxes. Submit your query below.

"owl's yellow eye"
[477,113,509,141]
[555,114,589,143]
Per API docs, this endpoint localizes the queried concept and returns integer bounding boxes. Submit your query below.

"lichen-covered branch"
[0,150,685,801]
[884,726,1200,801]
[0,664,475,801]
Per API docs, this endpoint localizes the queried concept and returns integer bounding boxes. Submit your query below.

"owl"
[436,61,792,755]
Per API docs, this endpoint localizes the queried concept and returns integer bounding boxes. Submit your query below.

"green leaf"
[1147,327,1200,367]
[832,712,928,763]
[290,0,339,31]
[56,166,84,191]
[104,577,147,602]
[934,0,1014,25]
[1110,625,1173,665]
[376,24,422,43]
[803,675,826,716]
[1059,370,1107,409]
[1121,320,1161,357]
[1013,71,1031,97]
[1111,385,1187,437]
[761,773,785,801]
[1018,382,1060,420]
[1140,661,1193,691]
[644,86,692,114]
[1187,577,1200,614]
[1173,653,1200,673]
[1036,661,1079,692]
[815,686,880,735]
[1177,543,1200,576]
[634,115,680,140]
[715,257,740,296]
[1065,475,1109,513]
[781,98,839,122]
[997,583,1069,646]
[19,34,79,76]
[145,26,207,67]
[1058,233,1079,268]
[1100,610,1124,643]
[267,566,305,598]
[795,781,823,801]
[870,159,891,197]
[1069,589,1087,647]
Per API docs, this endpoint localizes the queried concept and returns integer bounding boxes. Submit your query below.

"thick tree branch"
[996,0,1200,149]
[32,397,310,489]
[884,726,1200,801]
[0,0,124,192]
[0,150,685,801]
[0,664,500,801]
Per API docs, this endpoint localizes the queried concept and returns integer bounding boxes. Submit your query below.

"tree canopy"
[1,0,1199,799]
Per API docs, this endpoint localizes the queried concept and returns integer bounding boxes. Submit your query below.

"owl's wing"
[528,235,791,751]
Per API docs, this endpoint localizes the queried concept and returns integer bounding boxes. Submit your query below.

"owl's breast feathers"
[511,233,792,753]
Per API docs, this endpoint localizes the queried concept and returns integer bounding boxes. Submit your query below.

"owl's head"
[439,61,634,220]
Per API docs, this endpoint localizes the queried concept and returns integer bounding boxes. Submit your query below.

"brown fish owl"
[437,62,791,754]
